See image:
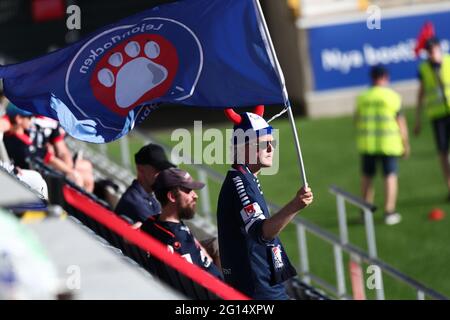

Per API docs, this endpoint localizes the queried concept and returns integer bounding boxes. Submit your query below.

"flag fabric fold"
[0,0,284,143]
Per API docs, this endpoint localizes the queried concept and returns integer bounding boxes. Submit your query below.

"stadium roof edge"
[297,1,450,29]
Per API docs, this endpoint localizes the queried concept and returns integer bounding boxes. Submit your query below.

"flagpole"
[253,0,308,188]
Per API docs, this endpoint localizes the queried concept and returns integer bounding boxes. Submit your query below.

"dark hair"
[8,115,18,125]
[370,65,389,81]
[425,37,440,52]
[154,186,178,207]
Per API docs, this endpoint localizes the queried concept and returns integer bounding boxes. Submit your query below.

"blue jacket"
[141,215,223,279]
[115,180,161,223]
[217,164,296,300]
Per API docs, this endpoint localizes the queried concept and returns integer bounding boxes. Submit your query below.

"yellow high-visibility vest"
[419,55,450,120]
[356,86,403,156]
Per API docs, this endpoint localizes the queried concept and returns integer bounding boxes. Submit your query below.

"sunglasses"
[251,139,277,150]
[178,186,193,194]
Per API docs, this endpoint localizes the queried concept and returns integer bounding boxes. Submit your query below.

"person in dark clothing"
[30,116,95,192]
[140,168,222,279]
[217,109,313,299]
[3,105,50,170]
[115,143,175,223]
[4,104,83,187]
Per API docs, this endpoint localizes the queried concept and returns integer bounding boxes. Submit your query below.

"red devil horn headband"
[224,105,265,125]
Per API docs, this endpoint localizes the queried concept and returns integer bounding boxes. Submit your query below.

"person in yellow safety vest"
[355,66,410,225]
[414,37,450,199]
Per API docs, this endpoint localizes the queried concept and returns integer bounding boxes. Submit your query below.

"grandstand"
[0,153,328,300]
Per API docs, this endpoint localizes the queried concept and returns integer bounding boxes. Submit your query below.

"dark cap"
[6,103,33,118]
[153,168,205,191]
[134,143,175,170]
[370,65,389,80]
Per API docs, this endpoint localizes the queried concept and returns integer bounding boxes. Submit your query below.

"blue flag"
[0,0,284,143]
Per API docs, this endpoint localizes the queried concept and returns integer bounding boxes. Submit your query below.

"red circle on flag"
[90,34,179,116]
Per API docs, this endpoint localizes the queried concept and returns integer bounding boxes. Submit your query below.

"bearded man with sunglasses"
[141,167,223,279]
[217,109,313,300]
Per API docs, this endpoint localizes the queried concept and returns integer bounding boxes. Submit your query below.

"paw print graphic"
[91,34,178,116]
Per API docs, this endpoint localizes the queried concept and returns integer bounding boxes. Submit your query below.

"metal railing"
[66,130,448,300]
[286,185,447,300]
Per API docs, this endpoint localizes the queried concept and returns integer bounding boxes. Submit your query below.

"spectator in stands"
[0,91,46,199]
[140,168,223,279]
[115,143,175,223]
[30,116,95,193]
[414,37,450,199]
[1,105,48,199]
[217,109,313,300]
[4,104,47,170]
[3,104,83,188]
[355,66,409,225]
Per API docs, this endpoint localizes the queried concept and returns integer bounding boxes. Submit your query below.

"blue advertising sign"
[308,9,450,91]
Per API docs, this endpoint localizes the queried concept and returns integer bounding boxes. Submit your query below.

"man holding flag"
[217,109,313,299]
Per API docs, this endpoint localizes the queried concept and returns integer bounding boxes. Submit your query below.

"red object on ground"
[428,208,445,221]
[414,22,436,57]
[31,0,66,23]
